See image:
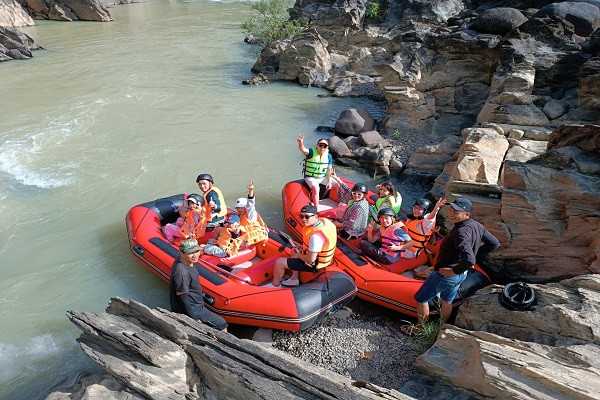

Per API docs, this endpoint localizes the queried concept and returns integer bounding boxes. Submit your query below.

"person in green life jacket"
[297,134,332,209]
[370,181,402,221]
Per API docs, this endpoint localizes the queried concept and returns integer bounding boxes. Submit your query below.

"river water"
[0,1,429,399]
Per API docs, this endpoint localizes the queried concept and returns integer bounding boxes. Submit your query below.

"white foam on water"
[0,342,20,380]
[0,99,108,190]
[0,333,70,381]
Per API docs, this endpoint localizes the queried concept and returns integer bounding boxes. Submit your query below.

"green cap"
[179,238,202,254]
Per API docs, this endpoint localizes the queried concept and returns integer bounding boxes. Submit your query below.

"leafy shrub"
[241,0,306,48]
[366,2,380,19]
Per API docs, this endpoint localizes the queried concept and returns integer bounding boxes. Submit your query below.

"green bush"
[365,2,380,19]
[404,318,444,354]
[241,0,306,49]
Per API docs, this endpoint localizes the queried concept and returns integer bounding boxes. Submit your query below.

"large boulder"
[334,108,375,136]
[472,7,528,35]
[533,1,600,37]
[0,0,34,26]
[450,126,509,187]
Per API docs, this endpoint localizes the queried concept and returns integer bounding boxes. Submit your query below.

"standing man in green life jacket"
[297,134,332,209]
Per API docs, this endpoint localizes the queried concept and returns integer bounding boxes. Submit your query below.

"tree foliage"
[241,0,306,48]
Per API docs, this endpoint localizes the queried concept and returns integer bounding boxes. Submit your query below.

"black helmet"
[196,173,214,183]
[377,207,396,218]
[187,193,204,206]
[414,198,431,211]
[352,183,368,194]
[499,282,535,311]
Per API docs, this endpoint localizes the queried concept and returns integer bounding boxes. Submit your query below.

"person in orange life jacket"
[402,197,447,258]
[331,182,370,239]
[162,194,206,243]
[297,134,332,209]
[272,204,337,287]
[201,214,247,257]
[359,208,415,264]
[404,198,500,335]
[170,238,228,332]
[196,173,227,224]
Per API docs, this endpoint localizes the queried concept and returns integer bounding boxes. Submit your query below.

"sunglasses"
[299,213,315,220]
[318,143,328,148]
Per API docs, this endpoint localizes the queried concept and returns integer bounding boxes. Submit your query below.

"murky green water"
[0,1,429,398]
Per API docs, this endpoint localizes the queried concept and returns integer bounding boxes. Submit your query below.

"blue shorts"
[414,270,467,304]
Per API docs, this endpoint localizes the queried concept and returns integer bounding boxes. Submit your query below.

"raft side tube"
[292,271,357,330]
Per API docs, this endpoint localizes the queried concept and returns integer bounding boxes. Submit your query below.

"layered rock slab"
[49,297,407,400]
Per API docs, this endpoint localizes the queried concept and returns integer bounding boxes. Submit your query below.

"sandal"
[401,324,421,336]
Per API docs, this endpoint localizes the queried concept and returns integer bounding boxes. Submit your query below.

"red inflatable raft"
[126,194,357,331]
[282,179,491,317]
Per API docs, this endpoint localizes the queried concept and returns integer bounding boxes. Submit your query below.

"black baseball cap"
[300,204,318,215]
[449,198,473,213]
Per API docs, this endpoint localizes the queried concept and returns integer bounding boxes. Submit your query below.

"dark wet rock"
[532,1,600,37]
[328,135,353,158]
[543,98,570,119]
[472,7,528,35]
[334,108,375,136]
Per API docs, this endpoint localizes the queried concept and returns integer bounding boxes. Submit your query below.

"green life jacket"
[303,147,330,178]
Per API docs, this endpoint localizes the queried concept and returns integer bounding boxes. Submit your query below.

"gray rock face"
[388,0,465,25]
[472,7,528,35]
[334,108,375,136]
[533,1,600,37]
[46,297,406,400]
[0,0,34,26]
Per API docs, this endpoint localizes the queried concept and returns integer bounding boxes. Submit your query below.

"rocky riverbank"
[244,0,600,284]
[46,274,600,399]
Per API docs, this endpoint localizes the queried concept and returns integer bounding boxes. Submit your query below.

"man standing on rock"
[403,198,500,335]
[170,238,228,332]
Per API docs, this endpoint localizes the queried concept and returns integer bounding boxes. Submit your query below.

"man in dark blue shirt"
[170,238,228,332]
[404,198,500,333]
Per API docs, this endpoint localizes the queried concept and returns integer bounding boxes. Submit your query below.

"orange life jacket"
[203,186,227,219]
[301,218,337,270]
[240,212,268,246]
[403,217,435,255]
[216,226,247,257]
[380,222,408,257]
[177,207,210,239]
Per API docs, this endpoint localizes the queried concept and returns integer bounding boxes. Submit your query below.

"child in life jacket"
[370,181,402,221]
[162,194,209,243]
[201,214,247,257]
